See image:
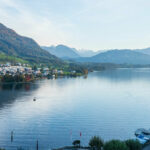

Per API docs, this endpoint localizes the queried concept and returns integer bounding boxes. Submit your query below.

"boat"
[33,97,36,101]
[136,135,149,144]
[135,128,150,144]
[135,128,150,136]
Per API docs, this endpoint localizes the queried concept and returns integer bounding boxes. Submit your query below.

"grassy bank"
[54,136,142,150]
[0,53,28,64]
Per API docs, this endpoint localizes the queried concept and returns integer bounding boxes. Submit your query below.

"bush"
[104,140,129,150]
[72,140,80,147]
[1,74,25,82]
[125,139,142,150]
[17,148,25,150]
[89,136,104,150]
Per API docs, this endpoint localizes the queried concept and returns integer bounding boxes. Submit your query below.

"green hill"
[0,23,64,66]
[0,52,28,64]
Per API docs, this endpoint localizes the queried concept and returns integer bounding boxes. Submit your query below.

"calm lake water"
[0,68,150,149]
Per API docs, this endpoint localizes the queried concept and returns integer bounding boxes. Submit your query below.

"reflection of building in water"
[0,82,40,109]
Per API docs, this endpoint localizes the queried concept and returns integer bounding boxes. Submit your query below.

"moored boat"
[135,128,150,144]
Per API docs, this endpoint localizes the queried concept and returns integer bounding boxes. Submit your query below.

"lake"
[0,68,150,150]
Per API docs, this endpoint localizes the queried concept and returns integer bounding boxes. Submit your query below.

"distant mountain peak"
[56,44,68,48]
[42,45,80,59]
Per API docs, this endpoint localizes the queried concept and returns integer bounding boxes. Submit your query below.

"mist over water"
[0,68,150,149]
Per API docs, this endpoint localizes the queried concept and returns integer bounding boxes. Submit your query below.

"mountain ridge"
[2,22,150,65]
[42,45,80,59]
[75,50,150,64]
[42,44,150,64]
[0,23,63,65]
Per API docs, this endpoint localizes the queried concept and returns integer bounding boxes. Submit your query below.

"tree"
[33,65,37,71]
[72,140,81,147]
[89,136,104,150]
[104,140,129,150]
[125,139,142,150]
[17,147,25,150]
[40,68,43,73]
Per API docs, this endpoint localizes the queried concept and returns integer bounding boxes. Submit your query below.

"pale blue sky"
[0,0,150,51]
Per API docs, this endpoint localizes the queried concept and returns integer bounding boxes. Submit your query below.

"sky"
[0,0,150,51]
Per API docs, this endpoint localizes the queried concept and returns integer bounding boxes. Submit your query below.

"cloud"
[0,0,73,46]
[0,0,150,50]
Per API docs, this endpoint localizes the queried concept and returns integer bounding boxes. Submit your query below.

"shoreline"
[0,74,87,84]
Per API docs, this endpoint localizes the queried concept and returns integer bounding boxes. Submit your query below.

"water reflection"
[0,69,150,149]
[0,82,40,110]
[91,68,150,81]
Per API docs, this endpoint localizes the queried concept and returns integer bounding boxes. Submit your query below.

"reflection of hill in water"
[0,82,40,109]
[1,68,150,109]
[90,68,150,81]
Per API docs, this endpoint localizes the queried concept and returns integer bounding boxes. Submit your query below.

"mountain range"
[0,23,63,66]
[75,50,150,64]
[1,22,150,66]
[42,45,150,65]
[135,48,150,55]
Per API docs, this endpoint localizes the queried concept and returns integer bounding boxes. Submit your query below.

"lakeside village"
[0,62,86,83]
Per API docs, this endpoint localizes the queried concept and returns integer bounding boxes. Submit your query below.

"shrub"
[89,136,104,150]
[1,74,25,82]
[17,148,24,150]
[72,140,80,147]
[125,139,142,150]
[104,140,129,150]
